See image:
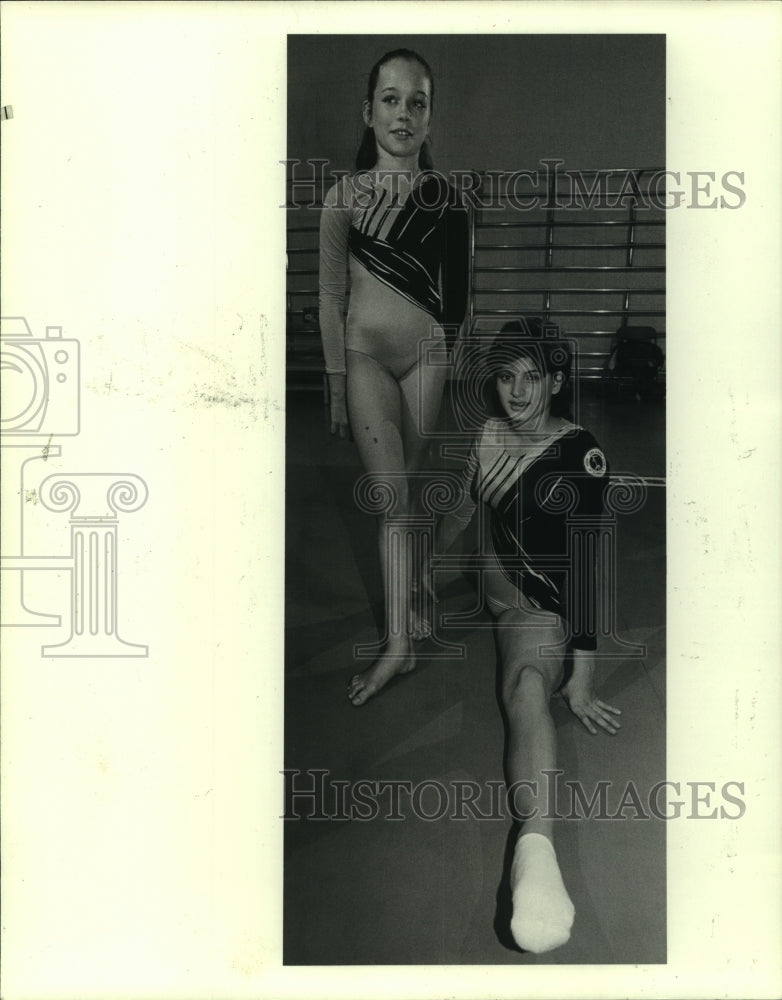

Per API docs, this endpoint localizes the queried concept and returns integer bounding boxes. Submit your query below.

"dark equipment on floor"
[603,326,665,401]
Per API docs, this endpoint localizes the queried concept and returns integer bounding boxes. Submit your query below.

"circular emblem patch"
[584,447,607,477]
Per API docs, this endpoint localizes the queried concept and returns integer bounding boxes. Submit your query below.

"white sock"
[510,832,575,954]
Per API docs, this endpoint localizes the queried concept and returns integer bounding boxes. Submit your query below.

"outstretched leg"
[495,606,575,953]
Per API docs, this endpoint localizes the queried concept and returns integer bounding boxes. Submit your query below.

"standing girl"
[318,49,469,706]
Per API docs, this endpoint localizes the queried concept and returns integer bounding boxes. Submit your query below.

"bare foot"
[347,640,415,706]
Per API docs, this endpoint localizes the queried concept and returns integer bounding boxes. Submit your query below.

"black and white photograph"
[1,3,780,998]
[284,32,667,965]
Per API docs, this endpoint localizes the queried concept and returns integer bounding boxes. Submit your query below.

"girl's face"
[495,356,562,429]
[362,57,432,168]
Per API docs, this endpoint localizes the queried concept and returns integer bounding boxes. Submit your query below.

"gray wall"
[287,34,665,177]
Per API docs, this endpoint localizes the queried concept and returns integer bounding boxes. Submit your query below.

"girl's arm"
[560,433,621,734]
[434,504,474,555]
[441,186,470,350]
[421,444,479,601]
[318,180,351,437]
[564,434,610,652]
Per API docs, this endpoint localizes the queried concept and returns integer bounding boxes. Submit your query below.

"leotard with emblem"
[449,420,610,650]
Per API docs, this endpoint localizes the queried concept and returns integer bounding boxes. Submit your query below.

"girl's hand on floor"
[561,652,621,735]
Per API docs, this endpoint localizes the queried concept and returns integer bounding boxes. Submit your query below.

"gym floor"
[283,382,666,965]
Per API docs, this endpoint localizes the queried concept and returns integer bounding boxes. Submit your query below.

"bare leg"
[495,607,575,953]
[345,350,444,705]
[398,357,447,640]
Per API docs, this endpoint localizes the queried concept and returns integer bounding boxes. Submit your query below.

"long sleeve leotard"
[449,420,610,650]
[318,171,469,376]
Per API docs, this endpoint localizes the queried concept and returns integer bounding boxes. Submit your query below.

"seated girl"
[427,317,621,953]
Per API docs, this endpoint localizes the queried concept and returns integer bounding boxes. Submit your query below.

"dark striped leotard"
[451,420,610,650]
[318,171,469,377]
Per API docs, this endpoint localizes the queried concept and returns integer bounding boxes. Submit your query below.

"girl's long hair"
[355,48,435,172]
